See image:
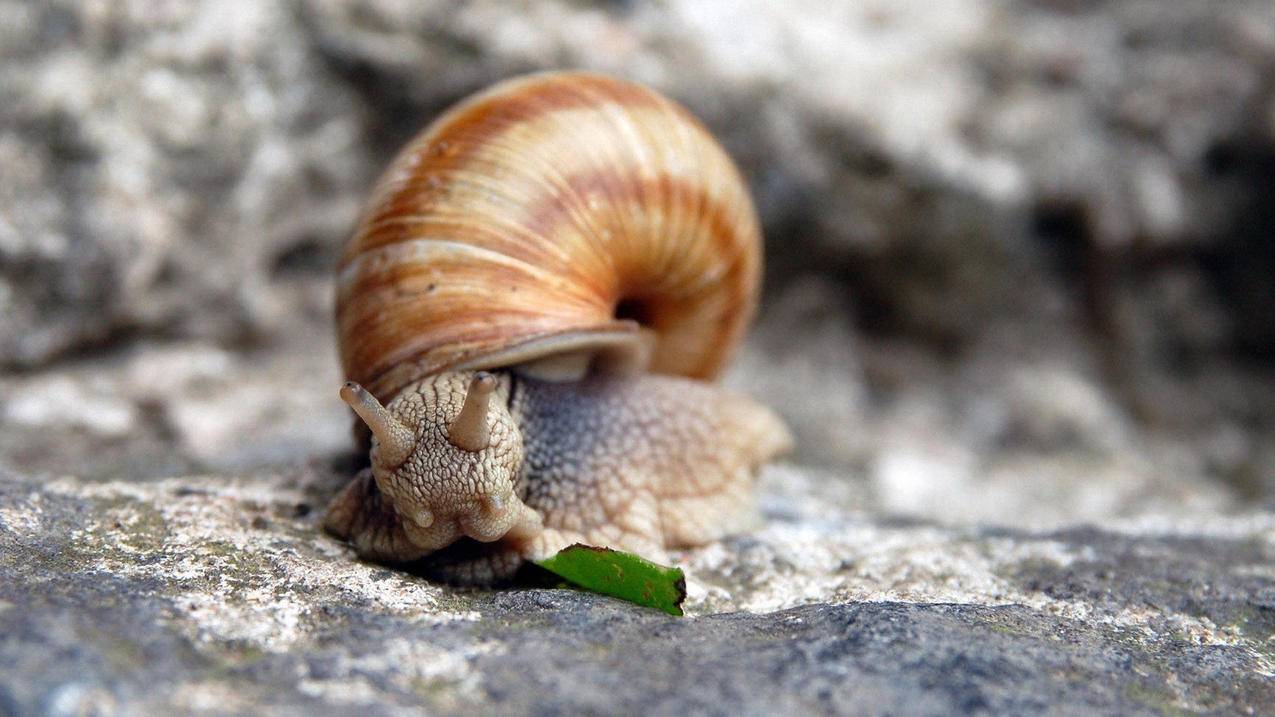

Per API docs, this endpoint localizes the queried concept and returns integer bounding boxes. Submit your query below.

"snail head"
[340,372,540,551]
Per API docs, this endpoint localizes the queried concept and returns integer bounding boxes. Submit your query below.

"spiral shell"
[337,72,763,402]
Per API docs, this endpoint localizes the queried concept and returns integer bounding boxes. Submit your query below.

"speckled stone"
[2,465,1271,715]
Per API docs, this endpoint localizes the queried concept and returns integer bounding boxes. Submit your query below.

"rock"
[3,0,1273,380]
[727,277,869,468]
[0,1,370,368]
[4,0,1272,502]
[3,0,1274,498]
[1,466,1272,715]
[0,332,348,480]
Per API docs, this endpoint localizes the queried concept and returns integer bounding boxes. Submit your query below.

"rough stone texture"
[3,0,1274,496]
[3,0,1275,714]
[0,2,369,367]
[2,466,1273,715]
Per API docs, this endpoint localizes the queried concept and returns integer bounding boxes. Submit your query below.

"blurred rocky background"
[2,1,1274,714]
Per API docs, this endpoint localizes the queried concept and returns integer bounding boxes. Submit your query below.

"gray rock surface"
[3,0,1274,494]
[2,466,1273,715]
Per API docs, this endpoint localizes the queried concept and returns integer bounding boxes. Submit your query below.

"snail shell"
[336,72,762,402]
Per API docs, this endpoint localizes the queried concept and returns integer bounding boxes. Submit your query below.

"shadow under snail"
[326,71,792,584]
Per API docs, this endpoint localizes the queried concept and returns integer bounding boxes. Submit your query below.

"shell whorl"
[337,72,763,402]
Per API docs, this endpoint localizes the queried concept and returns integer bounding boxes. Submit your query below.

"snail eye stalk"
[340,382,416,468]
[448,372,495,452]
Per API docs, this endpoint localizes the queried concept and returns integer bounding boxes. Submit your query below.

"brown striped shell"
[337,72,762,403]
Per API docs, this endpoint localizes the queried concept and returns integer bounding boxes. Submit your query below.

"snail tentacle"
[447,372,496,452]
[340,382,416,468]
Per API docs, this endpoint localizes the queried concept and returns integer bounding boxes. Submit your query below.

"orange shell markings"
[336,72,763,401]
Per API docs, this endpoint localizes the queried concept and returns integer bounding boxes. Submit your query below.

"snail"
[325,71,792,584]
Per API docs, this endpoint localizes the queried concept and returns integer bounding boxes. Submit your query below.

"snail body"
[326,72,791,583]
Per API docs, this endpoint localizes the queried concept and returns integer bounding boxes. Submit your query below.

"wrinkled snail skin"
[326,72,791,585]
[324,370,791,584]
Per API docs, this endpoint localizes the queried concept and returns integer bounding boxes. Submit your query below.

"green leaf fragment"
[534,544,686,616]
